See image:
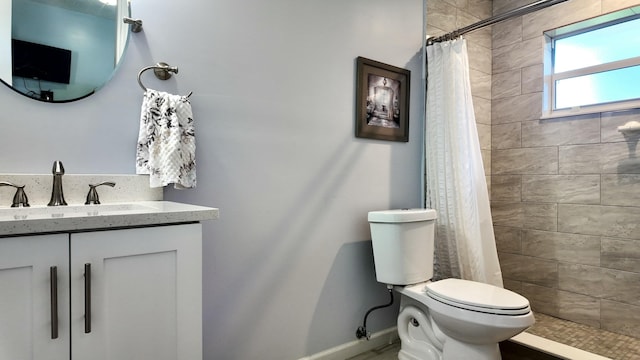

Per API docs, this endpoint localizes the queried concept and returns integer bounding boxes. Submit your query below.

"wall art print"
[355,56,410,142]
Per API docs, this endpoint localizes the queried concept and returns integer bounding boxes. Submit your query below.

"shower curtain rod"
[426,0,569,45]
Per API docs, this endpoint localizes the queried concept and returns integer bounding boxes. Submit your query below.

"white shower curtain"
[425,38,503,287]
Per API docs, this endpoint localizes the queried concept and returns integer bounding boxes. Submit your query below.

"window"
[543,6,640,118]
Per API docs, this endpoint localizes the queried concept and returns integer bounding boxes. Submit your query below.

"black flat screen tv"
[12,39,72,84]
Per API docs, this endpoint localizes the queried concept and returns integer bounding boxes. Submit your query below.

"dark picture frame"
[355,56,410,142]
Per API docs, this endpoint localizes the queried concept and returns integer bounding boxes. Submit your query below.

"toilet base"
[442,338,501,360]
[399,348,435,360]
[397,292,526,360]
[398,328,502,360]
[397,304,443,360]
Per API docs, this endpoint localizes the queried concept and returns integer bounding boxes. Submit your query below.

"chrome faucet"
[0,182,30,207]
[48,160,67,206]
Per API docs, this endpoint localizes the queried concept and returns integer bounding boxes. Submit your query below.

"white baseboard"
[298,327,399,360]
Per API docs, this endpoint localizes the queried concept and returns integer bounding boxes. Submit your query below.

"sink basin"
[0,203,155,221]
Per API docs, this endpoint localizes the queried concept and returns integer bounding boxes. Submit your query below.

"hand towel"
[136,89,196,189]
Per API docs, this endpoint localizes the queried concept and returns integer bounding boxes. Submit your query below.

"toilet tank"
[368,209,437,285]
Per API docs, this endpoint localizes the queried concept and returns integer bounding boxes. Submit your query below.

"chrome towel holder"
[137,62,192,97]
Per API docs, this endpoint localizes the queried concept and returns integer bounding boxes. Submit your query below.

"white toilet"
[368,209,534,360]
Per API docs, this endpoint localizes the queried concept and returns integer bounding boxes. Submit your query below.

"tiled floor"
[348,313,640,360]
[527,313,640,360]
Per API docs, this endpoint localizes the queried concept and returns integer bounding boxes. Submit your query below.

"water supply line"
[355,285,394,340]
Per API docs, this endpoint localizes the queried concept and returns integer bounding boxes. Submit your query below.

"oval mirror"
[0,0,130,102]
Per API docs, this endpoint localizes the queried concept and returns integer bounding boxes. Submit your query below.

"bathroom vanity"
[0,200,218,360]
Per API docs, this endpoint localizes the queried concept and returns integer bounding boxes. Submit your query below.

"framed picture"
[355,56,410,142]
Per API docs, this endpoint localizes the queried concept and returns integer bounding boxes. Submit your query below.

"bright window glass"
[554,18,640,73]
[544,7,640,117]
[555,65,640,108]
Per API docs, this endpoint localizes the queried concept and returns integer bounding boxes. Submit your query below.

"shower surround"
[490,0,640,338]
[426,0,640,341]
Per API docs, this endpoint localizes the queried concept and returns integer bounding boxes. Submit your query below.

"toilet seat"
[425,278,530,316]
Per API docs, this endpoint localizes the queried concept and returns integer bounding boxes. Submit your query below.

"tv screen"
[12,39,72,84]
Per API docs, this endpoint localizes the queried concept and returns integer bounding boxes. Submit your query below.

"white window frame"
[542,10,640,119]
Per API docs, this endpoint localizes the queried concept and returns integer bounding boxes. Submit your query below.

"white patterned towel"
[136,89,196,189]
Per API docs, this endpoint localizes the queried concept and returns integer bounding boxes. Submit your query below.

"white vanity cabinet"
[0,223,203,360]
[71,224,202,360]
[0,233,70,360]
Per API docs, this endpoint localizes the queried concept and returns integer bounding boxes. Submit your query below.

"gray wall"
[0,0,424,358]
[491,0,640,338]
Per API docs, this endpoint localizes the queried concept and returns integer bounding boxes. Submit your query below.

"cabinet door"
[70,224,202,360]
[0,234,70,360]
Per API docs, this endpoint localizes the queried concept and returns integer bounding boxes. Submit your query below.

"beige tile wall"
[491,0,640,338]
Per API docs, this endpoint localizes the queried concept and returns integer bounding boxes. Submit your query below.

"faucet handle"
[0,182,30,208]
[85,182,116,205]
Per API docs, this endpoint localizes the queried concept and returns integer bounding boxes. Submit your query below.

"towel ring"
[137,62,177,91]
[137,62,193,97]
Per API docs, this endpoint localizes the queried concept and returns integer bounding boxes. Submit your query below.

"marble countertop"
[0,201,219,236]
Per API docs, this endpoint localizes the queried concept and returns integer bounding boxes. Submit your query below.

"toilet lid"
[426,279,531,315]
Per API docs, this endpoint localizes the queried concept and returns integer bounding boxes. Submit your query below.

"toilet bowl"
[397,280,534,360]
[368,209,535,360]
